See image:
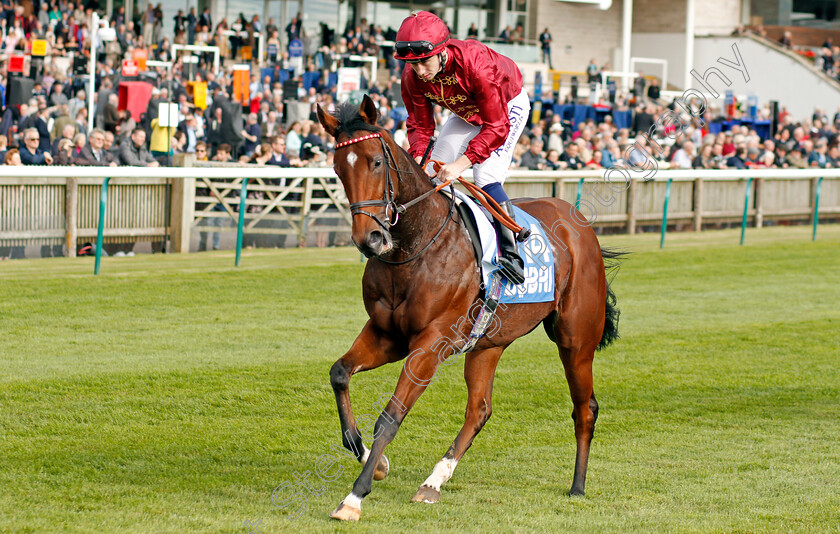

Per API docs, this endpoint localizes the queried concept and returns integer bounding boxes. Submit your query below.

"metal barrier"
[1,166,839,274]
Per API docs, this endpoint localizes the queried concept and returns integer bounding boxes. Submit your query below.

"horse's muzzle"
[354,230,393,258]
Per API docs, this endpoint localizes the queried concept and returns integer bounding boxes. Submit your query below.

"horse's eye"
[372,157,383,169]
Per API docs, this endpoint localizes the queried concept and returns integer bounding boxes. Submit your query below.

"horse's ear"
[317,105,339,138]
[359,94,378,126]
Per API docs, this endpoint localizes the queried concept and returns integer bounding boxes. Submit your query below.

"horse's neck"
[390,154,452,253]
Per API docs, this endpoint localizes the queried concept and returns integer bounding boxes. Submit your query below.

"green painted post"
[94,177,111,275]
[812,177,823,241]
[740,177,753,246]
[235,178,249,267]
[660,178,672,249]
[575,178,584,209]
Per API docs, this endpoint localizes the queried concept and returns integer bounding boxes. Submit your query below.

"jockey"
[395,11,529,285]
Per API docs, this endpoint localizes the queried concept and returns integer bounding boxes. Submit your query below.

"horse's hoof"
[411,485,440,504]
[568,487,585,497]
[363,453,390,481]
[330,502,361,521]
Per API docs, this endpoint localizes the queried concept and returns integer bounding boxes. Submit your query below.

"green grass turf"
[1,224,838,533]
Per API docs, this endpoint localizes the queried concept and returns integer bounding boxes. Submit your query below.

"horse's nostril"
[367,231,383,249]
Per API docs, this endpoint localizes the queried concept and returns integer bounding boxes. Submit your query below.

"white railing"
[1,166,838,266]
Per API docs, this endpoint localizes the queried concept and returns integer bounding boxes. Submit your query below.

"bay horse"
[317,95,622,522]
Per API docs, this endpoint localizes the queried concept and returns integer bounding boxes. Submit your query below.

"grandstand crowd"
[2,3,840,172]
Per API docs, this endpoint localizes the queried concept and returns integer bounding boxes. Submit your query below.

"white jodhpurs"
[428,88,530,188]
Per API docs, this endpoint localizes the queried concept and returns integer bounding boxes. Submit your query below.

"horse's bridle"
[335,132,407,231]
[334,131,455,265]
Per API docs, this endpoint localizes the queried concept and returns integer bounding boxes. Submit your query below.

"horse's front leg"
[331,321,404,481]
[331,330,444,522]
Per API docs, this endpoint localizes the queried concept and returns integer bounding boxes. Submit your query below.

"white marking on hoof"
[421,458,458,491]
[342,492,362,510]
[346,152,357,168]
[360,445,371,464]
[330,492,362,521]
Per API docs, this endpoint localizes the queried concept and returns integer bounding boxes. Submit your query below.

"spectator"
[671,141,695,169]
[73,133,87,155]
[727,146,747,169]
[647,78,661,101]
[5,148,22,166]
[212,143,233,162]
[19,128,53,165]
[73,129,117,166]
[520,138,547,170]
[560,142,584,169]
[286,121,303,158]
[260,110,282,139]
[633,73,646,103]
[51,124,77,155]
[120,128,160,167]
[602,141,620,167]
[150,115,178,160]
[786,146,807,168]
[498,25,512,43]
[53,138,76,166]
[104,131,120,158]
[207,106,225,153]
[286,12,301,42]
[827,144,840,167]
[241,113,261,156]
[632,105,655,135]
[808,139,829,168]
[779,31,792,49]
[693,143,713,169]
[178,114,200,153]
[586,59,600,84]
[585,149,603,169]
[745,147,764,167]
[267,134,301,168]
[104,93,120,134]
[773,145,789,168]
[545,149,562,170]
[547,123,564,152]
[301,123,326,161]
[539,28,552,69]
[467,23,479,40]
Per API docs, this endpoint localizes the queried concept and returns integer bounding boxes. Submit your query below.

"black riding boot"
[494,201,526,285]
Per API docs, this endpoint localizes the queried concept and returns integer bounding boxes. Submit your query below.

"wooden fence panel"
[0,182,65,246]
[78,181,170,243]
[701,180,750,218]
[761,179,812,217]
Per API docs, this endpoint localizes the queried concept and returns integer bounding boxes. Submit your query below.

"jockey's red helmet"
[394,11,450,63]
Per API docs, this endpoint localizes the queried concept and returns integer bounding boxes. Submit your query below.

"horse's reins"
[334,131,456,265]
[425,160,530,241]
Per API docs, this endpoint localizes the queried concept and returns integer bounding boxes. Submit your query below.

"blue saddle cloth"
[498,206,555,304]
[447,188,554,304]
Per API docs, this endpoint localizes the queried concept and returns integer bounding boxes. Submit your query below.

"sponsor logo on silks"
[498,206,555,304]
[493,104,524,157]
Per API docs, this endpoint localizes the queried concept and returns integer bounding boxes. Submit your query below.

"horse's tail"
[598,248,628,351]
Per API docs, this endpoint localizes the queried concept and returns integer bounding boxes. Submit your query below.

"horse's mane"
[332,102,427,176]
[333,102,383,138]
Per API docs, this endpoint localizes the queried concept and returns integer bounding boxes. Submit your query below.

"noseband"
[334,131,455,265]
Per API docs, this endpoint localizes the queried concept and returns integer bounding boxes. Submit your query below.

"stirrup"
[497,254,525,285]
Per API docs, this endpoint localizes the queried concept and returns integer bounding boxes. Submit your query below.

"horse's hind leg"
[412,347,504,504]
[330,320,403,483]
[553,310,601,496]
